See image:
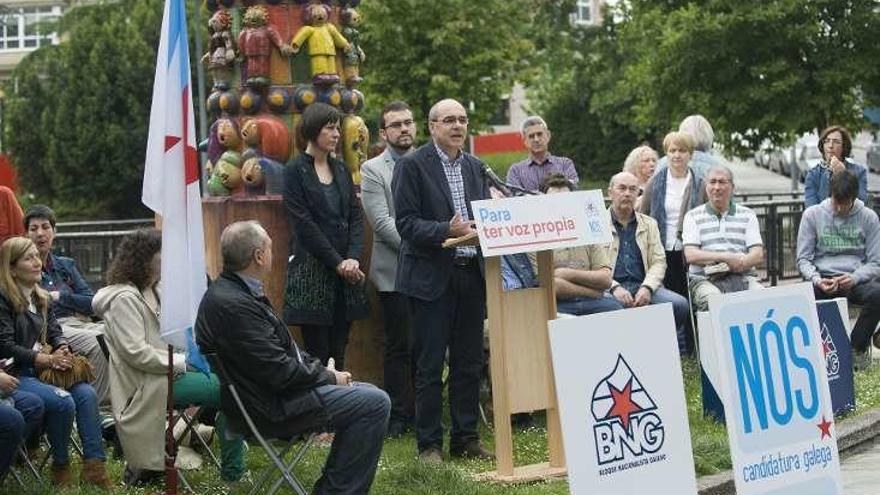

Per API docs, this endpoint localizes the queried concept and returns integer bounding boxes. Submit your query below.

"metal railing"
[745,198,880,286]
[53,218,154,290]
[47,193,880,292]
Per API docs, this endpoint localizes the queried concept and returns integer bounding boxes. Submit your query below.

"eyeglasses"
[432,116,469,126]
[613,185,640,194]
[707,179,731,186]
[383,119,414,130]
[823,138,843,146]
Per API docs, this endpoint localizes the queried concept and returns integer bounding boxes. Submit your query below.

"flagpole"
[192,0,209,196]
[165,345,178,495]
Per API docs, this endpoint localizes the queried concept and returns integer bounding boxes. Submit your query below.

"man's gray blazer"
[361,148,402,292]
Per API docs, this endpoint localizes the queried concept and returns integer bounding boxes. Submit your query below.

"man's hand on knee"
[327,358,352,386]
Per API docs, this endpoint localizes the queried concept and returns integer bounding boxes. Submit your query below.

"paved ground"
[726,156,880,492]
[727,157,793,193]
[842,438,880,493]
[727,155,880,194]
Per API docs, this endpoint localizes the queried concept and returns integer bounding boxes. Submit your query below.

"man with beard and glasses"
[361,101,416,438]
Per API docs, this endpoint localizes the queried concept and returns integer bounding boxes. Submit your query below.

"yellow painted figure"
[290,4,350,85]
[342,114,368,185]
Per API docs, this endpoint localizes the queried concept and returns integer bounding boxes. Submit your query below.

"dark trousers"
[814,280,880,352]
[409,262,485,452]
[664,249,694,354]
[259,383,390,495]
[301,287,353,371]
[312,383,390,495]
[380,291,414,425]
[664,250,688,298]
[0,390,44,483]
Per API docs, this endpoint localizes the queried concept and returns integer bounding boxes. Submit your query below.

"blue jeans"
[0,390,44,481]
[557,293,624,316]
[651,287,691,355]
[312,383,390,495]
[17,375,105,465]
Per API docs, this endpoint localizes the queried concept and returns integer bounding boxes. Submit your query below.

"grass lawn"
[12,359,880,494]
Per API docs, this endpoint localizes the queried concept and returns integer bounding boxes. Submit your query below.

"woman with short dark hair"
[93,229,244,486]
[284,102,369,371]
[804,125,868,207]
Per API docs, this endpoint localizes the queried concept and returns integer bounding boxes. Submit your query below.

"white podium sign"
[548,304,697,495]
[709,284,843,495]
[471,190,611,257]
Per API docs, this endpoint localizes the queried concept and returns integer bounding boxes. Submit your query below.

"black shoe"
[450,440,494,460]
[123,465,164,487]
[511,412,535,429]
[418,446,443,465]
[386,419,409,438]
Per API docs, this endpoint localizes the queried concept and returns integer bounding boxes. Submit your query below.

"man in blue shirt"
[607,172,691,355]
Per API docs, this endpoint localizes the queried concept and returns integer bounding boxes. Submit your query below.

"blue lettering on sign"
[478,207,512,223]
[729,309,820,434]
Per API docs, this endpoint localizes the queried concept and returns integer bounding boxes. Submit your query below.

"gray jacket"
[796,198,880,284]
[361,149,403,292]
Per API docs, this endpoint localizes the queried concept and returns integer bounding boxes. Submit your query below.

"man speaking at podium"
[392,98,493,464]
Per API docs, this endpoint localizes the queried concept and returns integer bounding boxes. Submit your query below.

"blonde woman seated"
[93,229,244,486]
[0,237,110,488]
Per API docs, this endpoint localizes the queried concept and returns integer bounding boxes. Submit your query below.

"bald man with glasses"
[392,98,493,464]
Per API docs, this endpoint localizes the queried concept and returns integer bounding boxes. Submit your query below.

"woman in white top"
[638,131,705,306]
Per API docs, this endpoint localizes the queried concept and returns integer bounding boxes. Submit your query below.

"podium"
[444,234,567,482]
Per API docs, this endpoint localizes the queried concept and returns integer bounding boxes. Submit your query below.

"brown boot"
[81,458,113,489]
[50,463,74,487]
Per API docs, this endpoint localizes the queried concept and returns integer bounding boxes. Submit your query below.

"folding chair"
[204,352,315,495]
[8,445,44,488]
[37,425,85,473]
[170,405,222,472]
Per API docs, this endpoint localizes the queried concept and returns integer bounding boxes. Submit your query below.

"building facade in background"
[475,0,605,156]
[0,0,65,80]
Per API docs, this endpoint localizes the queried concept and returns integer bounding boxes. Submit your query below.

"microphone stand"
[480,165,539,197]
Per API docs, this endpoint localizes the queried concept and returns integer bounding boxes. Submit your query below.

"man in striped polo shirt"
[682,164,764,311]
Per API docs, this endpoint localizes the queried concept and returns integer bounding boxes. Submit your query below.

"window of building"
[489,96,511,126]
[0,6,61,52]
[572,0,595,26]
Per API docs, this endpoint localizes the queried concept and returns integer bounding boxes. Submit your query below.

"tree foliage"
[535,0,880,180]
[3,0,173,219]
[359,0,534,132]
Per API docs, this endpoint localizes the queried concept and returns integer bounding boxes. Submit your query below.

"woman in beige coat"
[93,229,244,486]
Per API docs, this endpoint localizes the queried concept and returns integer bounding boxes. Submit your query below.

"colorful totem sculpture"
[203,0,367,196]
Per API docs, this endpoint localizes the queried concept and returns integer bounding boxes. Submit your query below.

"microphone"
[480,164,512,197]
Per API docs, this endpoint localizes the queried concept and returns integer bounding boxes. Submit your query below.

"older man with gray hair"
[682,164,764,311]
[506,115,578,192]
[196,220,390,495]
[606,171,691,354]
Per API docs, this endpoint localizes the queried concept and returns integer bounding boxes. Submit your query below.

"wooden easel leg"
[546,407,566,468]
[493,407,514,476]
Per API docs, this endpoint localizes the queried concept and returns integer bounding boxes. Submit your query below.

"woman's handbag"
[36,313,94,390]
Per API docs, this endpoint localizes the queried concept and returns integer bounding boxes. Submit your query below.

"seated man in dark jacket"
[196,220,390,495]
